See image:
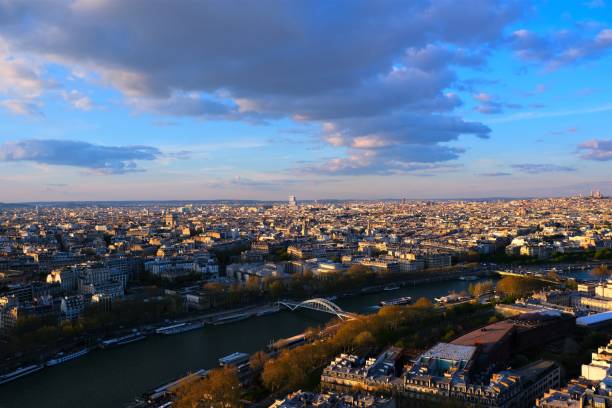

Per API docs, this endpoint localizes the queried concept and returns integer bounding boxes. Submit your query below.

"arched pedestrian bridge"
[277,298,357,320]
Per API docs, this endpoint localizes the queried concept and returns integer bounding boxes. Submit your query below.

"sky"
[0,0,611,202]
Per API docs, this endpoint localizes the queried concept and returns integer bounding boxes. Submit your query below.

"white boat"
[459,275,478,281]
[383,284,400,291]
[100,331,146,348]
[46,348,89,367]
[380,296,412,306]
[0,364,44,385]
[212,313,250,325]
[155,321,204,335]
[435,293,469,304]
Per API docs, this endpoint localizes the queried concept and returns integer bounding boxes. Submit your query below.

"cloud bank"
[0,139,161,174]
[0,0,525,175]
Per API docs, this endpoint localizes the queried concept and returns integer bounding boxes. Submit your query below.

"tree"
[495,276,546,298]
[565,278,578,290]
[175,366,242,408]
[346,264,374,287]
[592,265,610,282]
[413,297,433,309]
[267,280,285,299]
[249,350,270,372]
[442,328,456,342]
[245,276,262,291]
[468,280,494,297]
[353,331,375,347]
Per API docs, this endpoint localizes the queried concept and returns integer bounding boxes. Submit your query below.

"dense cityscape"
[2,1,612,407]
[0,195,610,407]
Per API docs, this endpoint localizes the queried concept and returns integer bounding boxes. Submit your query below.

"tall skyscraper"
[288,195,298,208]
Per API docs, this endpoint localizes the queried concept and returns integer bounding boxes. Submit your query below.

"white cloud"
[62,90,93,111]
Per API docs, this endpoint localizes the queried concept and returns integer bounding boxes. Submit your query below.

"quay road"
[493,260,611,281]
[0,276,490,408]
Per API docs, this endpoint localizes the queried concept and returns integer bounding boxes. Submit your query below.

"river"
[0,278,489,408]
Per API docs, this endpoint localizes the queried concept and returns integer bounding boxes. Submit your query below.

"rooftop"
[451,321,515,351]
[420,342,477,363]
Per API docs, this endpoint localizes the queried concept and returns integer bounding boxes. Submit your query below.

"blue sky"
[0,0,610,201]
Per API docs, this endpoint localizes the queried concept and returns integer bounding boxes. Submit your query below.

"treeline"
[549,248,611,263]
[468,280,495,297]
[3,296,185,358]
[204,264,466,307]
[199,264,380,307]
[479,248,612,265]
[495,276,549,301]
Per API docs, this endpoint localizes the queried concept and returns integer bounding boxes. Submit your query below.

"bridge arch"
[278,298,354,320]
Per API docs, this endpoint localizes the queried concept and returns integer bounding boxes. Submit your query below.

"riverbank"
[2,257,593,391]
[0,264,490,376]
[0,276,490,408]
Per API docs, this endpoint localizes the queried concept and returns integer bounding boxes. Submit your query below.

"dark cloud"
[296,111,488,175]
[0,1,521,98]
[578,139,612,161]
[0,0,523,175]
[0,139,161,174]
[297,148,463,176]
[131,93,237,118]
[510,27,612,69]
[323,113,490,147]
[479,172,512,176]
[510,164,577,174]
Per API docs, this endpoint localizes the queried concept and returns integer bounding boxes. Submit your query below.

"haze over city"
[0,0,611,202]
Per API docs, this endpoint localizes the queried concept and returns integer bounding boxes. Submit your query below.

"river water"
[0,278,486,408]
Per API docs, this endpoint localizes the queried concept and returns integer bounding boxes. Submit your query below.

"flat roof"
[451,321,515,350]
[513,359,557,381]
[421,342,477,363]
[576,311,612,326]
[219,352,249,365]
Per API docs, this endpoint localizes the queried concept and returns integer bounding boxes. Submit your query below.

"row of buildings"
[315,308,577,407]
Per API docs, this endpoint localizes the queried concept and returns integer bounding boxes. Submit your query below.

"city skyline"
[1,1,611,201]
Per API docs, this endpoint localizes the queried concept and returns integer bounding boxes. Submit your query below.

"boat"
[380,296,412,306]
[459,275,478,281]
[46,348,89,367]
[212,313,250,325]
[383,284,400,291]
[0,364,44,385]
[435,293,470,304]
[155,321,204,335]
[100,331,146,348]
